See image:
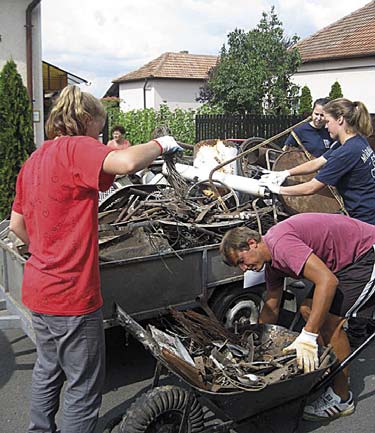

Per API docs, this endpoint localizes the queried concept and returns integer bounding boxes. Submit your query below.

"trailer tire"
[119,385,204,433]
[210,284,263,331]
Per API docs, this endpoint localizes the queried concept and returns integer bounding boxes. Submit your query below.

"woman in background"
[107,124,131,149]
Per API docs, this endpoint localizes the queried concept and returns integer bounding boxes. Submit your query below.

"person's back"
[264,213,375,283]
[14,136,114,315]
[9,84,183,433]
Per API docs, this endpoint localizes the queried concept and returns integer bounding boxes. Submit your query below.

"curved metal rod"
[186,179,240,212]
[176,141,195,151]
[207,116,312,209]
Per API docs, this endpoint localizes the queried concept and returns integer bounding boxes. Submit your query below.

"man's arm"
[9,211,29,246]
[301,253,338,334]
[259,285,284,324]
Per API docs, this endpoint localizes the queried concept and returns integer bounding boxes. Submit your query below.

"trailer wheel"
[119,385,204,433]
[210,285,263,330]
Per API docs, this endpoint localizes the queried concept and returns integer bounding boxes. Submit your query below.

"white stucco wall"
[293,57,375,113]
[153,79,203,110]
[119,80,152,111]
[119,78,204,111]
[0,0,43,146]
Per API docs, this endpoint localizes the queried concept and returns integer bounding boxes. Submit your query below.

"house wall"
[293,57,375,112]
[0,0,44,146]
[119,80,153,111]
[119,78,204,111]
[153,79,203,110]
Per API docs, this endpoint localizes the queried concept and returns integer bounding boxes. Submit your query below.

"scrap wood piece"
[161,348,208,390]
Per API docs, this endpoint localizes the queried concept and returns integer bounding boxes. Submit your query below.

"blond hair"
[324,98,373,137]
[45,85,106,139]
[220,226,261,266]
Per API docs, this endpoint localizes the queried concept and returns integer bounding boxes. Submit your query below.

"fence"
[195,114,305,145]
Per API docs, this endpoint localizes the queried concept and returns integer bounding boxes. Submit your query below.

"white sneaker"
[303,387,355,421]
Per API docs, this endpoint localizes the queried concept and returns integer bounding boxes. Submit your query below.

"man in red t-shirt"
[220,213,375,422]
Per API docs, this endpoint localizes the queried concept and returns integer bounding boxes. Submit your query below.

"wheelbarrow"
[112,305,338,433]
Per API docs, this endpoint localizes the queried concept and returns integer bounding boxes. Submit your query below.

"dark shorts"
[307,246,375,318]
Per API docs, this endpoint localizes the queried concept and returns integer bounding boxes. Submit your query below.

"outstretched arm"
[279,178,326,196]
[103,136,182,176]
[102,140,161,175]
[288,156,327,176]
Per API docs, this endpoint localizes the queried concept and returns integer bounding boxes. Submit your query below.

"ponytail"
[352,101,373,137]
[324,98,373,137]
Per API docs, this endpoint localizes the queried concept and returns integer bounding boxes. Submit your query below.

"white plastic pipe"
[162,163,267,197]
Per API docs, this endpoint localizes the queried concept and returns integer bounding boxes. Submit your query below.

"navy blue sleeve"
[316,144,360,186]
[284,132,297,146]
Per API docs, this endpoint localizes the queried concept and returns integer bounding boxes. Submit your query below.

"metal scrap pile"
[98,155,281,261]
[148,310,332,393]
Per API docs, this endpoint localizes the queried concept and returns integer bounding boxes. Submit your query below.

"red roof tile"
[296,1,375,63]
[113,52,218,83]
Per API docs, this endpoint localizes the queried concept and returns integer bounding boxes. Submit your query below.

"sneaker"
[303,387,355,421]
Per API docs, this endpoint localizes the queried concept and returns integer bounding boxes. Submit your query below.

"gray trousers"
[28,309,105,433]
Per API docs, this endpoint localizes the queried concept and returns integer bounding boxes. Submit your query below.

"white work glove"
[259,178,281,194]
[154,136,183,154]
[260,170,290,185]
[283,328,319,374]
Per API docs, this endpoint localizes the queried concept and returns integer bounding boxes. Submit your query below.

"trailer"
[0,222,266,343]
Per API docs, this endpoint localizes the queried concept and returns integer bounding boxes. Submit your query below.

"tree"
[0,59,35,218]
[298,85,313,115]
[198,7,301,114]
[329,81,343,100]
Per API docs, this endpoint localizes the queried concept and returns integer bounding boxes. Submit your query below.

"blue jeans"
[28,309,105,433]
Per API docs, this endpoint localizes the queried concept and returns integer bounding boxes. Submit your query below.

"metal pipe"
[26,0,41,101]
[163,163,267,197]
[207,116,312,206]
[143,77,149,109]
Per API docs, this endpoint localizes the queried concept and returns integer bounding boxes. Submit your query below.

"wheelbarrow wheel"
[119,385,205,433]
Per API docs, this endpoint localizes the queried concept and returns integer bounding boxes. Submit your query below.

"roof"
[113,52,218,83]
[42,61,88,85]
[295,1,375,63]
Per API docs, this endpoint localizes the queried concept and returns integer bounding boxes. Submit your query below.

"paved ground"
[1,325,375,433]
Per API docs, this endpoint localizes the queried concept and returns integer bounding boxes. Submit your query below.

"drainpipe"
[26,0,41,101]
[143,77,149,109]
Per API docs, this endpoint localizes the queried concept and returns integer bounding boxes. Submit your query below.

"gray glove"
[283,328,319,373]
[154,136,183,154]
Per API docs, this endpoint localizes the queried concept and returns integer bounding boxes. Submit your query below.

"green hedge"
[103,103,223,145]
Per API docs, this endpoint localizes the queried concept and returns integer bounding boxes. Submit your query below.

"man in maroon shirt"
[221,213,375,421]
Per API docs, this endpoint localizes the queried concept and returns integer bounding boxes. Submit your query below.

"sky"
[41,0,371,98]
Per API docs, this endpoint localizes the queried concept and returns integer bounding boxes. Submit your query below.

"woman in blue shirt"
[263,98,375,224]
[284,98,334,157]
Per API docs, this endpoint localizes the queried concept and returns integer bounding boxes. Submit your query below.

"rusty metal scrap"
[98,165,279,258]
[148,310,333,393]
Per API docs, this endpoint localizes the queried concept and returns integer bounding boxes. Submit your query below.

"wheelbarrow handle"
[115,304,160,355]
